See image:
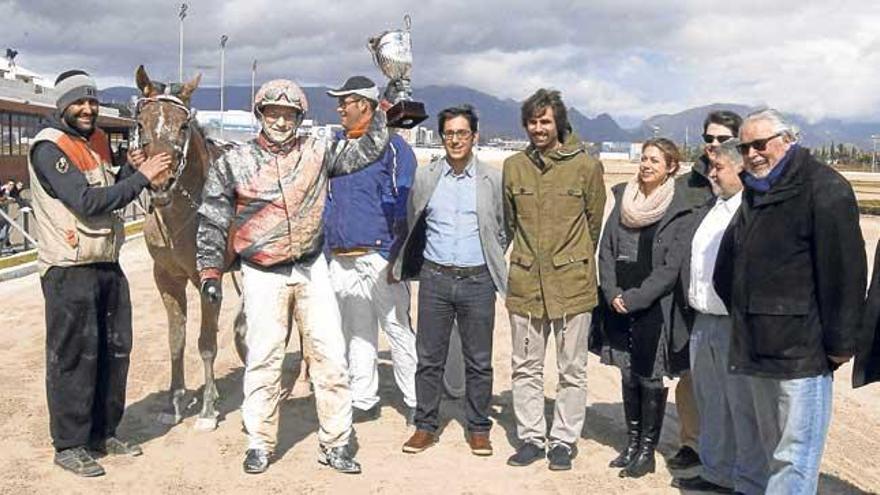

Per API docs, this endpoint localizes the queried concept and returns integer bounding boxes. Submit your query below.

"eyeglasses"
[442,129,473,141]
[737,133,782,153]
[337,97,363,110]
[702,133,734,144]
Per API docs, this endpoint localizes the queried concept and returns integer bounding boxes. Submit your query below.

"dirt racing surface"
[1,186,880,494]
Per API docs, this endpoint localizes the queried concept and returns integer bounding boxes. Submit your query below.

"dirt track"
[1,171,880,494]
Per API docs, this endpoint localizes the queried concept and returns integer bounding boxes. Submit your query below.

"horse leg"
[193,286,221,431]
[154,265,189,425]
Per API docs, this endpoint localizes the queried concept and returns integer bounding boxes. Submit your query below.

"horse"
[133,65,234,430]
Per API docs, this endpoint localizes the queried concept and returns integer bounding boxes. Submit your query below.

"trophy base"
[386,100,428,129]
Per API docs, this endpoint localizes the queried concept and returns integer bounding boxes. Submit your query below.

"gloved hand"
[200,278,222,305]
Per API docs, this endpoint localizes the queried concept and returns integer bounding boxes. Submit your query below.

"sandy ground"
[2,165,880,494]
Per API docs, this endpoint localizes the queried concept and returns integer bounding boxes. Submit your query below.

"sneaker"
[243,449,271,474]
[54,447,105,477]
[671,476,734,493]
[352,404,381,423]
[90,437,143,457]
[547,444,573,471]
[402,429,437,454]
[318,444,361,474]
[506,443,545,467]
[667,445,701,470]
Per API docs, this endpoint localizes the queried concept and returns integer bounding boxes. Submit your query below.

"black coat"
[714,146,867,379]
[593,172,711,377]
[854,242,880,387]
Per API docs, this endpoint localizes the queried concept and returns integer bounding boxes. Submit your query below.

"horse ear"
[178,73,201,103]
[135,65,156,97]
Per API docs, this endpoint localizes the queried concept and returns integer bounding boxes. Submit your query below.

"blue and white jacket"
[323,132,417,261]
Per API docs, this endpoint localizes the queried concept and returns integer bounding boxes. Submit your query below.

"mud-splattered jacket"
[196,111,390,272]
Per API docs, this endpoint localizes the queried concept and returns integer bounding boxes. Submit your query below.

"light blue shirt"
[423,157,486,267]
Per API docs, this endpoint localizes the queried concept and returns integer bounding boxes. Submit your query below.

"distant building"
[396,125,437,147]
[487,137,529,151]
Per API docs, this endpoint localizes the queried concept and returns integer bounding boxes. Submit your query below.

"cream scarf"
[620,175,676,228]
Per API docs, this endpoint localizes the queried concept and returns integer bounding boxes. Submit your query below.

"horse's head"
[134,65,201,206]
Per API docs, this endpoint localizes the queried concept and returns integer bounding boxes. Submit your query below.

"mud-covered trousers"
[41,263,133,452]
[240,254,353,453]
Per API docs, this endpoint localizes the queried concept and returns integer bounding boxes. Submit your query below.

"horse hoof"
[194,417,218,431]
[157,412,182,425]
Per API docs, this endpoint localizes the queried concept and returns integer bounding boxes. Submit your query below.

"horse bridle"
[132,94,199,209]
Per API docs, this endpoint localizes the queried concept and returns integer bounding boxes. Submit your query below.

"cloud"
[2,0,879,122]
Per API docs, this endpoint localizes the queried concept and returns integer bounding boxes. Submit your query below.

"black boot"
[620,386,668,479]
[609,380,641,468]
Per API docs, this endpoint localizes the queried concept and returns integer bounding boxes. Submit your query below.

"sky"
[2,0,880,125]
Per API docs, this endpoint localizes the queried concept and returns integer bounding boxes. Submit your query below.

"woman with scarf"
[594,138,698,478]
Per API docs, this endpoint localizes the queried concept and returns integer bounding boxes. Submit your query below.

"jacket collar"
[525,132,585,170]
[745,145,809,208]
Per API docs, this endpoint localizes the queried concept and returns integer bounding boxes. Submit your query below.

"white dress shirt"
[688,191,743,315]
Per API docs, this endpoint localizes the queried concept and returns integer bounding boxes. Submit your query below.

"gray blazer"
[391,155,509,295]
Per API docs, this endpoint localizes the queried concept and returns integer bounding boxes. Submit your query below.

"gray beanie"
[54,70,98,112]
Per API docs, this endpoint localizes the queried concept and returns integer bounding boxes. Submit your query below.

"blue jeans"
[414,263,496,433]
[691,314,768,494]
[748,373,833,494]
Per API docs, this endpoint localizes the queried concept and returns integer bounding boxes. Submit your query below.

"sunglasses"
[737,132,783,153]
[701,133,734,144]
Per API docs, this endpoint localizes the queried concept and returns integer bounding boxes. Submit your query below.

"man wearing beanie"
[29,69,171,477]
[323,76,418,425]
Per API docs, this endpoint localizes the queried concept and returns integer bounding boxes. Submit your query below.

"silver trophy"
[367,15,427,129]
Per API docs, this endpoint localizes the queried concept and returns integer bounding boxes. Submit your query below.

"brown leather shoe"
[402,429,436,454]
[468,432,493,456]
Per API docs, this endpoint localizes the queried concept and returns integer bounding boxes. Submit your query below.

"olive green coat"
[502,134,606,319]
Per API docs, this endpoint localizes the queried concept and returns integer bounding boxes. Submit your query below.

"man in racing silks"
[196,79,389,475]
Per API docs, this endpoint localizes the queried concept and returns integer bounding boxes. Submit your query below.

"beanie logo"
[85,87,96,97]
[55,157,70,174]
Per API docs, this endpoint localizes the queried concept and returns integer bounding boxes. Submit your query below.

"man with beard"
[503,89,606,470]
[197,79,390,475]
[28,69,171,477]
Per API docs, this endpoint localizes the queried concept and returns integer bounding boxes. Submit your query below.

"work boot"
[506,442,545,467]
[467,431,492,456]
[402,429,437,454]
[243,449,271,474]
[620,386,668,479]
[54,447,105,477]
[318,444,361,474]
[609,381,641,468]
[90,436,143,457]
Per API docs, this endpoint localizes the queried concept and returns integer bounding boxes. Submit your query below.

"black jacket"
[854,242,880,388]
[715,146,866,379]
[593,171,711,377]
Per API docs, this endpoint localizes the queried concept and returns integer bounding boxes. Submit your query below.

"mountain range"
[101,85,880,149]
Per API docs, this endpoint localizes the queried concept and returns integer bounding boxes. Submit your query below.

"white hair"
[741,108,800,142]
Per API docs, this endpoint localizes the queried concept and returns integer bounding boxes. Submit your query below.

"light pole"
[251,59,257,111]
[178,3,187,83]
[872,134,879,173]
[219,34,228,139]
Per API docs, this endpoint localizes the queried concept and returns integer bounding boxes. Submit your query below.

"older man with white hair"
[714,109,866,494]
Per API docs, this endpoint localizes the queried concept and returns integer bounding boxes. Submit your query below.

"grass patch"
[859,199,880,216]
